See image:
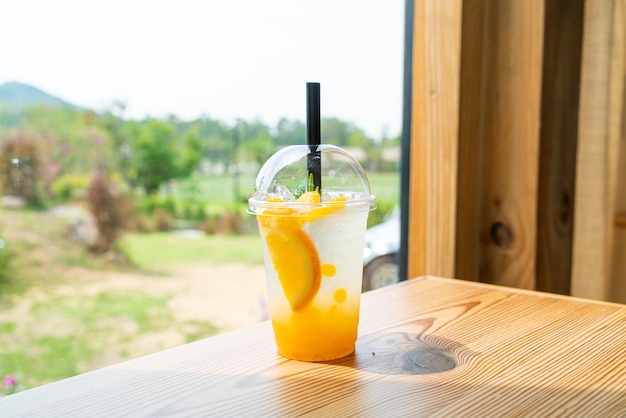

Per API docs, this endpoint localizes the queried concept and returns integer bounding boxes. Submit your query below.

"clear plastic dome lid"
[248,144,376,213]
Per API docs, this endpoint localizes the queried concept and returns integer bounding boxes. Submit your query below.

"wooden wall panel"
[404,0,625,300]
[535,0,585,295]
[455,0,488,282]
[609,0,626,303]
[474,0,545,289]
[407,0,462,279]
[571,0,625,302]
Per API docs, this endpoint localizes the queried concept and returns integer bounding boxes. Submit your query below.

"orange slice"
[306,195,347,220]
[257,191,347,311]
[265,228,321,311]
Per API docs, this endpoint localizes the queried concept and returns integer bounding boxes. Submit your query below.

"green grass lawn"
[120,232,265,271]
[173,171,399,207]
[368,171,400,207]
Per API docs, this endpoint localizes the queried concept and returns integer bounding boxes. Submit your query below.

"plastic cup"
[248,144,376,361]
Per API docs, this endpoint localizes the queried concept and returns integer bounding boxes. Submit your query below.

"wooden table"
[3,276,626,417]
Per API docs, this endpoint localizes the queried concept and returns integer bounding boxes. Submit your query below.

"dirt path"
[46,262,270,330]
[1,261,269,377]
[167,263,269,329]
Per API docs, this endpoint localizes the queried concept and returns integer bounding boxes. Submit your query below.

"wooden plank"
[455,0,488,282]
[617,212,626,228]
[609,0,626,303]
[535,0,585,295]
[475,0,544,289]
[572,0,624,301]
[407,0,462,279]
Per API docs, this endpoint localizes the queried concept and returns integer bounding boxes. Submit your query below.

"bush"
[199,211,244,235]
[151,209,174,232]
[136,194,176,217]
[0,132,42,205]
[84,170,125,253]
[50,173,92,202]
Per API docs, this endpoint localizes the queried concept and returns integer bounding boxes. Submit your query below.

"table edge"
[415,275,626,308]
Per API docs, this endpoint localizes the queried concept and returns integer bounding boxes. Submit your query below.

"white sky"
[0,0,405,138]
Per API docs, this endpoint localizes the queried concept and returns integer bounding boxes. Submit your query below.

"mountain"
[0,81,84,111]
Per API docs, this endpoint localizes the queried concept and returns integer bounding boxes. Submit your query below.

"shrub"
[84,170,125,253]
[151,209,174,232]
[178,200,207,221]
[136,194,176,217]
[0,132,42,205]
[50,173,92,202]
[199,211,244,235]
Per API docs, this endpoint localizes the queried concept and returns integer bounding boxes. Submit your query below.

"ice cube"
[252,191,269,201]
[276,184,296,202]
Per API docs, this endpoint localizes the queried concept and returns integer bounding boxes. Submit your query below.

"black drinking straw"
[306,82,322,193]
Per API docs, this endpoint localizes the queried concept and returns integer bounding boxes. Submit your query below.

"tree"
[321,117,351,146]
[99,101,131,180]
[275,118,305,146]
[347,130,370,148]
[241,133,277,166]
[126,119,201,195]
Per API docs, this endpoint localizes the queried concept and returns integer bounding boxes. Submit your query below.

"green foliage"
[0,107,116,177]
[321,117,353,146]
[177,199,207,221]
[275,118,305,146]
[347,130,370,148]
[126,119,202,195]
[50,173,92,202]
[181,127,203,172]
[135,193,207,223]
[240,133,276,166]
[137,193,177,216]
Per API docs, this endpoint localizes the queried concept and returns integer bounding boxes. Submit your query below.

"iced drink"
[249,145,375,361]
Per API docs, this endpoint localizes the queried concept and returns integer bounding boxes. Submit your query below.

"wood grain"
[572,0,625,302]
[535,0,584,295]
[443,0,545,289]
[610,0,626,303]
[617,212,626,228]
[455,0,488,282]
[3,277,626,417]
[408,0,462,279]
[478,0,544,290]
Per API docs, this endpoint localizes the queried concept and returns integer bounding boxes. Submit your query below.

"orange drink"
[249,145,375,361]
